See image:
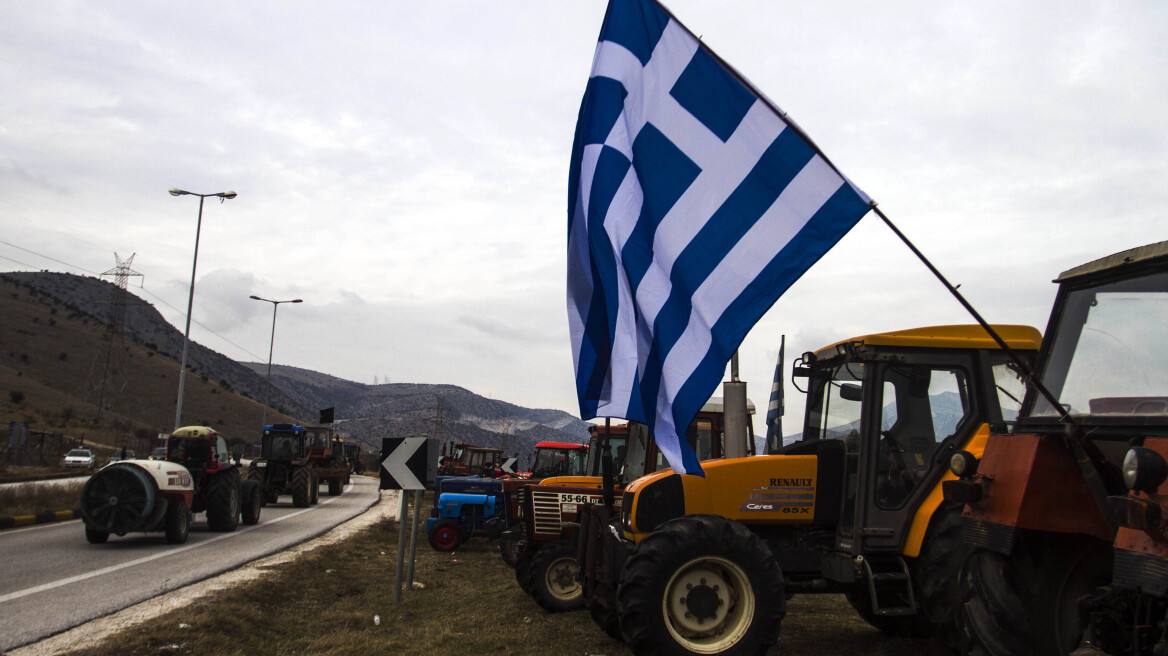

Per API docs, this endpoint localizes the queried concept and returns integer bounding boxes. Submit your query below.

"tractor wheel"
[957,532,1112,656]
[310,472,319,505]
[516,547,538,595]
[844,502,966,642]
[618,514,785,656]
[247,463,261,481]
[428,518,462,551]
[499,531,525,568]
[328,478,342,496]
[205,470,241,532]
[165,500,190,544]
[241,480,262,525]
[914,501,970,648]
[291,466,311,508]
[528,540,584,612]
[589,597,625,642]
[85,528,109,544]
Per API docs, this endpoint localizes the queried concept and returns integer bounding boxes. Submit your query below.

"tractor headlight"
[949,450,978,478]
[1123,447,1168,493]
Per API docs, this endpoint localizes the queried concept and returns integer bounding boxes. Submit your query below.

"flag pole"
[868,203,1119,504]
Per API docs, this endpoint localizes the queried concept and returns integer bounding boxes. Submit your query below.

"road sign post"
[380,437,438,602]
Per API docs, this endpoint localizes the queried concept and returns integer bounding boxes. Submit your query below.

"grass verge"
[49,494,944,656]
[0,479,83,517]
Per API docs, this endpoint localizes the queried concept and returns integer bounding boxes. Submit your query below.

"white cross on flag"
[567,0,872,475]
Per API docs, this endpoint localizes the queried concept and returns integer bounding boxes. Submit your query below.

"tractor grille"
[531,490,563,537]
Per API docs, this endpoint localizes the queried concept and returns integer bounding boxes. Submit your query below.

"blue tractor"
[426,476,505,551]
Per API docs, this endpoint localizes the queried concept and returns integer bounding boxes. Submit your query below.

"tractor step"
[860,556,917,616]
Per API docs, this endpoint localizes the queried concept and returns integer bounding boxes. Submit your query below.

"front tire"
[291,466,311,508]
[527,540,584,612]
[429,519,462,551]
[618,514,785,656]
[957,532,1112,656]
[241,480,262,525]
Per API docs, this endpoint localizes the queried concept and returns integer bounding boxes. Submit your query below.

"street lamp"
[250,295,302,426]
[169,188,237,431]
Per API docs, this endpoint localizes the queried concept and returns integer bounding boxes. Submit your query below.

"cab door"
[852,353,978,551]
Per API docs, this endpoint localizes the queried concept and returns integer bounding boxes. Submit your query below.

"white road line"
[0,483,353,604]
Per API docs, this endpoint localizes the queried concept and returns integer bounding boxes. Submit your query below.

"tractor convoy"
[69,241,1167,656]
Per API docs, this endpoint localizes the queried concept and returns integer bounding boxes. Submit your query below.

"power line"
[0,240,269,362]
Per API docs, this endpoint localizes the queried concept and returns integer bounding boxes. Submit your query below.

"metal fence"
[3,423,77,467]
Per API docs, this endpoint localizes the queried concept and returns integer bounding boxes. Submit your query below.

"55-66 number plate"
[559,493,601,504]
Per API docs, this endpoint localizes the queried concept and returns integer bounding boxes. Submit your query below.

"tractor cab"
[528,442,589,479]
[168,426,232,475]
[260,423,307,462]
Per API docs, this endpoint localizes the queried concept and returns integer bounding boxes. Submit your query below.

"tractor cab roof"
[814,324,1042,358]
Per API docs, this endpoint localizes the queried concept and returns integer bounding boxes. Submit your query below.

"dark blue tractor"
[426,476,505,551]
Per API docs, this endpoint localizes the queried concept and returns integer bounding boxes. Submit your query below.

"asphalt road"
[0,474,382,652]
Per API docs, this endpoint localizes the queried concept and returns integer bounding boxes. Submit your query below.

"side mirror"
[839,383,863,402]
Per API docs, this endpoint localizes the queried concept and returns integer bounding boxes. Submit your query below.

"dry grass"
[45,495,945,656]
[0,479,83,516]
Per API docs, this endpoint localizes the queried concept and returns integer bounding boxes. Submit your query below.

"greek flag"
[765,336,785,453]
[567,0,871,475]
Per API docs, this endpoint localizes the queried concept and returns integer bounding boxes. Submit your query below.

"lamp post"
[169,188,236,431]
[250,295,302,426]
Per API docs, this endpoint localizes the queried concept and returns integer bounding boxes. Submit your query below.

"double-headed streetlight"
[169,188,236,431]
[250,295,302,426]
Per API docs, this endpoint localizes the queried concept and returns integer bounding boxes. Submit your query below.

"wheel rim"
[434,526,459,549]
[661,556,754,653]
[545,555,581,601]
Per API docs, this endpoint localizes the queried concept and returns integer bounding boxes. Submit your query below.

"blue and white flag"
[567,0,871,475]
[765,336,785,453]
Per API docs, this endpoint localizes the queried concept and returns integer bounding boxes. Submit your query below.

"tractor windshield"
[531,448,582,478]
[265,435,300,460]
[585,430,630,478]
[1031,271,1168,419]
[803,363,865,447]
[168,437,210,465]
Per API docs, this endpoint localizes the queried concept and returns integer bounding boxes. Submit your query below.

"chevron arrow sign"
[379,437,437,490]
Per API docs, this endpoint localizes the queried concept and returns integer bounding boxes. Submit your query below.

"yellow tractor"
[576,324,1040,654]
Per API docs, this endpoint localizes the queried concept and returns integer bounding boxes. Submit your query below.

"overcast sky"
[2,1,1165,435]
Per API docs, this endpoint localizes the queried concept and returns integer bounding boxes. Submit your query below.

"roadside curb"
[0,508,82,530]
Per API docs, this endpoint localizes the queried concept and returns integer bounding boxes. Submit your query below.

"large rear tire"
[527,540,584,612]
[618,514,785,656]
[957,532,1112,656]
[310,471,319,505]
[206,470,240,532]
[328,478,342,496]
[291,466,311,508]
[165,500,190,544]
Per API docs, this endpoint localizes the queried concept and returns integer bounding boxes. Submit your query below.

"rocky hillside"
[1,271,590,460]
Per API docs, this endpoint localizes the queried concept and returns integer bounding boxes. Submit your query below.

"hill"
[0,271,590,465]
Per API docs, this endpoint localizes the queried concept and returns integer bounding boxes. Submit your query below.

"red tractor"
[943,241,1168,655]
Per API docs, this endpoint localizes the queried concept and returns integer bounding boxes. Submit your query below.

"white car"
[63,448,96,470]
